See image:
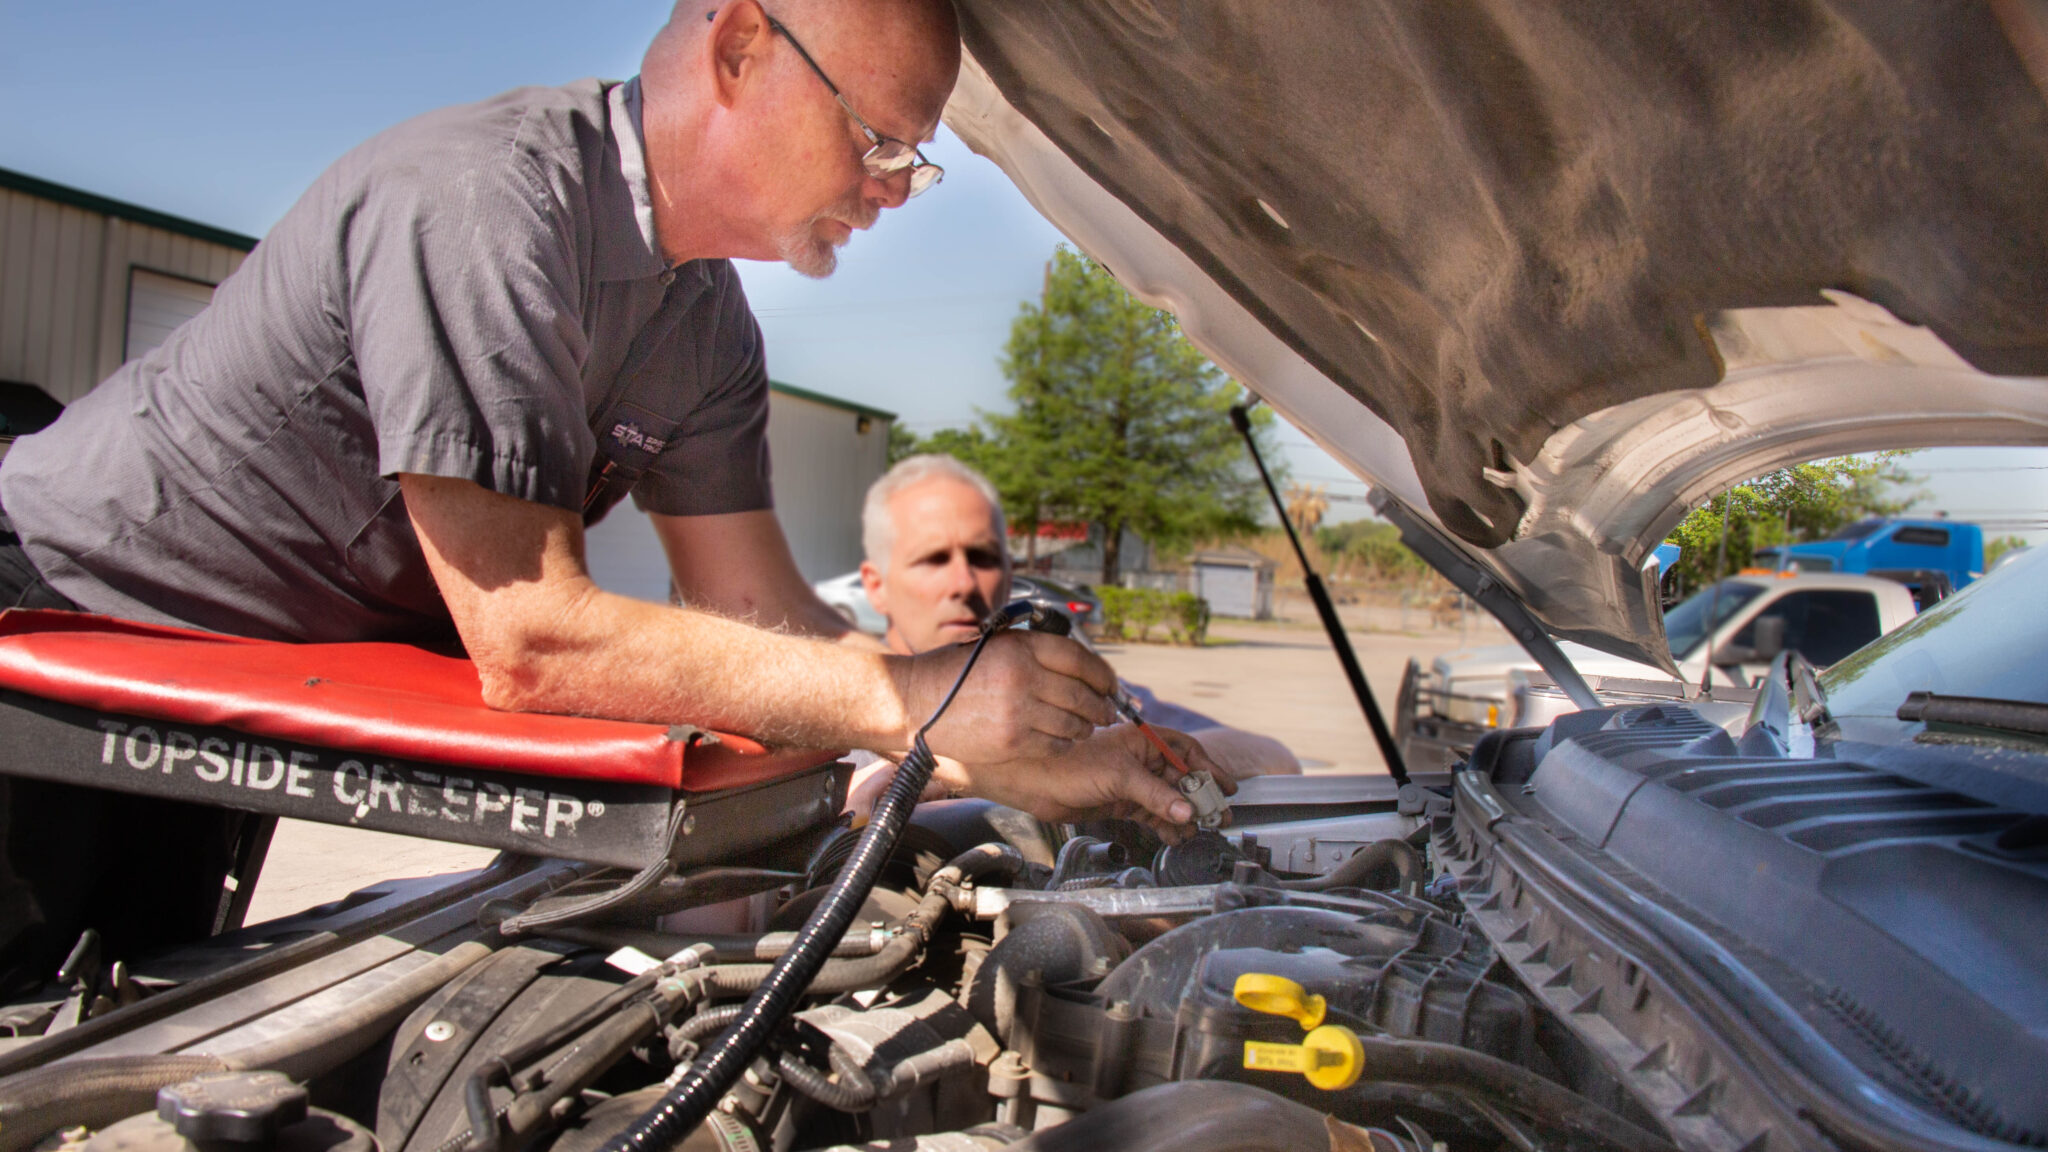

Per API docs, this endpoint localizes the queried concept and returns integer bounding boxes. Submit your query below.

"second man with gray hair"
[844,454,1301,825]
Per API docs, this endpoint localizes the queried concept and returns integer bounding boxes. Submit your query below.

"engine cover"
[1439,703,2048,1151]
[1002,890,1533,1110]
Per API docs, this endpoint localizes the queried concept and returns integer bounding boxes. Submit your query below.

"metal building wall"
[765,390,892,582]
[0,185,248,404]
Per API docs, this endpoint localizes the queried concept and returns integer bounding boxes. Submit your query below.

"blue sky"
[5,0,2041,543]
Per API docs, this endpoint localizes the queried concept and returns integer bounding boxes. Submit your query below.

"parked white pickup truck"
[1396,572,1920,770]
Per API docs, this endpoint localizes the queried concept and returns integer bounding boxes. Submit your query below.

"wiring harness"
[596,599,1055,1152]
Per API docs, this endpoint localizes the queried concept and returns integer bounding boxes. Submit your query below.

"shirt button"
[658,268,676,286]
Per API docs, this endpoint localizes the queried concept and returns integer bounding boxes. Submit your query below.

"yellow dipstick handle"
[1233,973,1326,1030]
[1243,1025,1366,1091]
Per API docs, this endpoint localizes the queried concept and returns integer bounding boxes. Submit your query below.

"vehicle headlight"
[1438,683,1505,727]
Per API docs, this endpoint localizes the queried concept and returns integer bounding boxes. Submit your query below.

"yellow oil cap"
[1242,1025,1365,1091]
[1232,973,1326,1030]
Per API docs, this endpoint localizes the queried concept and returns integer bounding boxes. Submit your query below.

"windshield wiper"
[1897,692,2048,738]
[1788,653,1832,728]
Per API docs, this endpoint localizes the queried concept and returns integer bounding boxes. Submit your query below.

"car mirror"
[1714,617,1785,667]
[1711,641,1756,667]
[1750,616,1787,662]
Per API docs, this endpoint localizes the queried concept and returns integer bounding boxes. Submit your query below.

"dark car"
[1010,574,1100,635]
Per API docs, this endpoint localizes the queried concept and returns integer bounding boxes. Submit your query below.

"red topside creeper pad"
[0,610,842,792]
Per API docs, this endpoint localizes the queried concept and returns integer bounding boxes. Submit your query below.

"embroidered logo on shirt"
[608,420,668,454]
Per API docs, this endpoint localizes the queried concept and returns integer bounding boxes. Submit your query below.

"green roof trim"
[768,380,895,423]
[0,165,259,253]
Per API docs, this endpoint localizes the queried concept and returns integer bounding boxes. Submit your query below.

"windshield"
[1663,581,1765,659]
[1823,546,2048,715]
[1830,518,1886,542]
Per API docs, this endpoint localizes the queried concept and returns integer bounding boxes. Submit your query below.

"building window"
[1890,525,1951,548]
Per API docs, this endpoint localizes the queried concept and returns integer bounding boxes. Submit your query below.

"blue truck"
[1754,517,1984,608]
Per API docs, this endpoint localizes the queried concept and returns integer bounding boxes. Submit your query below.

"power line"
[894,418,982,431]
[1905,508,2046,515]
[759,324,1012,347]
[1902,465,2048,474]
[751,291,1025,318]
[1286,473,1374,488]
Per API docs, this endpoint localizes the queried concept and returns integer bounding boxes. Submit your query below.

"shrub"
[1127,591,1168,642]
[1166,591,1211,645]
[1097,587,1209,645]
[1098,587,1134,641]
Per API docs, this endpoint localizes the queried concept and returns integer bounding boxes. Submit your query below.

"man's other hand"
[901,630,1117,764]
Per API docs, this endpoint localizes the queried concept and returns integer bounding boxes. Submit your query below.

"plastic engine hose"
[594,601,1036,1152]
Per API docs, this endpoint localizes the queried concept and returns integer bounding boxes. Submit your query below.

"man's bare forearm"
[405,474,913,750]
[480,582,914,750]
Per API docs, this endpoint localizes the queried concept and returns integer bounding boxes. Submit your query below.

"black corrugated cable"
[596,600,1048,1152]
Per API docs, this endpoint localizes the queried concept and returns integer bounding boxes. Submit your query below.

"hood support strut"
[1231,404,1409,784]
[1368,492,1601,713]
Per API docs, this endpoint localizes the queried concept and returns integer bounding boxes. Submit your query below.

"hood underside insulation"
[955,1,2048,547]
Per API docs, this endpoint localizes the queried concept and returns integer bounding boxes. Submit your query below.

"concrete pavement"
[1097,619,1479,776]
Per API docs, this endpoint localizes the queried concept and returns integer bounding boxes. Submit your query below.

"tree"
[987,247,1275,584]
[885,422,919,465]
[1986,535,2028,568]
[1317,519,1433,584]
[1666,454,1922,589]
[1284,484,1330,538]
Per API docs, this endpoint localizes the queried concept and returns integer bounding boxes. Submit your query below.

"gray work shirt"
[0,78,772,643]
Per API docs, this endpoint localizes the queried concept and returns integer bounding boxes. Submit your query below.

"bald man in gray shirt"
[0,1,1222,982]
[7,78,771,646]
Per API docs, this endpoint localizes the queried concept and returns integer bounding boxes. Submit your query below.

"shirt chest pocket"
[580,269,741,525]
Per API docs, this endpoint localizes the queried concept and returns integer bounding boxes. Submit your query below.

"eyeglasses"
[708,8,944,197]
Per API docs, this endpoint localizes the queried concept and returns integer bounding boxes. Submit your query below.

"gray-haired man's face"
[860,477,1010,654]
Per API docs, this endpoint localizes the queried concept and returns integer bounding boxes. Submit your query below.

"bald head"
[650,0,959,101]
[638,0,960,271]
[751,0,960,122]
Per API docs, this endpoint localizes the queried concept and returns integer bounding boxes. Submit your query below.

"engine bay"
[3,683,2040,1152]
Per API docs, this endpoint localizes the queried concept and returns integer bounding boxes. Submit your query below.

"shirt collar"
[597,76,707,290]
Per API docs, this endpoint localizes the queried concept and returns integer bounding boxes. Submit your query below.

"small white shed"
[1191,546,1276,619]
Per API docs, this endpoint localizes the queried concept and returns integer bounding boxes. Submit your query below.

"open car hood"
[943,2,2048,670]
